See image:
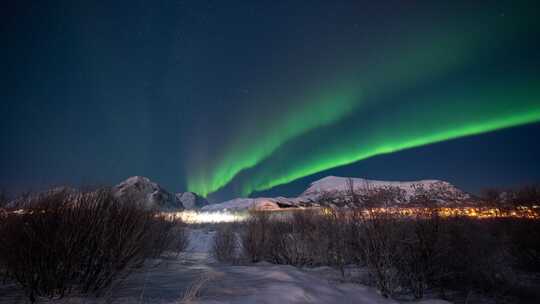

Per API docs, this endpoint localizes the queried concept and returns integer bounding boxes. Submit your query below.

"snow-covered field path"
[0,229,449,304]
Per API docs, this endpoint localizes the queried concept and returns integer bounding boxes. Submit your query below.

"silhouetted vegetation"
[481,183,540,207]
[0,189,188,303]
[236,183,540,303]
[211,225,239,263]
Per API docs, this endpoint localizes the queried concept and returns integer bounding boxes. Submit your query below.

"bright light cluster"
[322,205,540,220]
[170,206,540,224]
[173,210,248,224]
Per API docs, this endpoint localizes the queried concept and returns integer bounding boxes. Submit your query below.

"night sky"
[2,1,540,201]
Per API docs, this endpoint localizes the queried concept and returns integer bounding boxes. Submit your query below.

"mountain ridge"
[202,176,473,211]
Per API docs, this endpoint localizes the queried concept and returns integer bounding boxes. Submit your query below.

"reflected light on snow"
[173,210,248,224]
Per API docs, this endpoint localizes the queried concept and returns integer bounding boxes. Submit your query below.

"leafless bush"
[319,209,351,276]
[433,217,515,297]
[147,214,189,258]
[395,209,441,299]
[510,184,540,207]
[238,186,539,302]
[361,187,406,208]
[241,209,360,273]
[0,189,187,302]
[503,218,540,272]
[351,209,518,299]
[241,211,271,262]
[348,182,517,299]
[480,188,503,205]
[481,184,540,208]
[212,225,238,263]
[351,209,403,297]
[265,217,314,266]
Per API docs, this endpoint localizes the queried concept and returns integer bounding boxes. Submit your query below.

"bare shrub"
[147,214,189,258]
[0,189,187,302]
[510,184,540,207]
[170,223,190,257]
[238,182,539,302]
[269,229,311,265]
[353,209,403,297]
[396,210,441,299]
[212,225,238,263]
[504,218,540,272]
[265,218,315,266]
[480,188,503,205]
[319,209,351,276]
[481,184,540,208]
[433,218,513,295]
[350,209,518,299]
[241,211,271,262]
[240,208,361,274]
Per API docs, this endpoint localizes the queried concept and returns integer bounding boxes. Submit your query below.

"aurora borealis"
[230,82,540,196]
[186,1,540,197]
[2,1,540,200]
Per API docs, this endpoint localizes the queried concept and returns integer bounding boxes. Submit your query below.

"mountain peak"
[114,176,183,210]
[175,191,208,209]
[302,176,450,197]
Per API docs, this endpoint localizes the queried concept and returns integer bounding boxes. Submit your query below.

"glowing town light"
[173,210,248,224]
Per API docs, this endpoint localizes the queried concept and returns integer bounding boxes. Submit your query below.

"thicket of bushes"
[212,209,540,301]
[0,189,188,303]
[211,224,239,263]
[481,184,540,207]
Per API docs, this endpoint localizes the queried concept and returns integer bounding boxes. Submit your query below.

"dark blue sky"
[1,1,539,200]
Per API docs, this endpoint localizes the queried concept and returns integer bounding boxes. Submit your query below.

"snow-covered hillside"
[303,176,470,202]
[203,176,472,211]
[202,197,280,211]
[113,176,183,210]
[176,191,208,209]
[113,176,208,210]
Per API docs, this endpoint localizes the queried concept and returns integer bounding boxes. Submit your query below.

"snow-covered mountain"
[202,176,472,211]
[113,176,183,210]
[5,175,468,211]
[5,176,206,211]
[113,176,208,210]
[175,191,208,209]
[303,176,470,203]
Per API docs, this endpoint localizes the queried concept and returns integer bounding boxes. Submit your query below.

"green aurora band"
[186,84,362,197]
[187,4,540,197]
[187,32,493,197]
[236,81,540,196]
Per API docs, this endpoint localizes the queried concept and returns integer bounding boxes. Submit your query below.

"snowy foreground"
[0,229,449,304]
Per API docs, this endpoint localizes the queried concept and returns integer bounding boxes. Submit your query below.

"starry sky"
[1,0,540,201]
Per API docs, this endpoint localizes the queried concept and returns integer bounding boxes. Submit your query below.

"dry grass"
[178,271,219,303]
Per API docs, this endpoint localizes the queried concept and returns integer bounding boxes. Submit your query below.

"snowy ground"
[0,228,450,304]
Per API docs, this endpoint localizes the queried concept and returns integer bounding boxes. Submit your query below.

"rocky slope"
[113,176,208,210]
[175,191,209,209]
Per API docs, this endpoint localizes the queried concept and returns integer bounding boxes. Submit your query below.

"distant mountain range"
[202,176,473,211]
[6,176,209,210]
[6,176,473,211]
